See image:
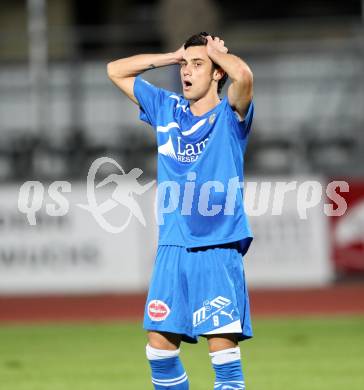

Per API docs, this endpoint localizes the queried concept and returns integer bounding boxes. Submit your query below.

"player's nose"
[182,65,192,76]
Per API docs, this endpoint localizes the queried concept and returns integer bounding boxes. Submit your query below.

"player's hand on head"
[206,36,228,56]
[174,44,185,63]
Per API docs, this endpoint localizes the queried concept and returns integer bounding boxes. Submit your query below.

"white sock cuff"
[209,347,241,365]
[146,344,181,360]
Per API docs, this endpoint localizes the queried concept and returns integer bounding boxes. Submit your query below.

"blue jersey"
[134,76,254,255]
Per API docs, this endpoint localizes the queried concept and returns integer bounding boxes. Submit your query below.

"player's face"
[180,45,216,100]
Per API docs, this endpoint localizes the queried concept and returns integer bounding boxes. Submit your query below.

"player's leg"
[148,330,181,350]
[206,333,237,353]
[143,245,192,389]
[146,330,189,389]
[207,334,245,389]
[185,243,252,389]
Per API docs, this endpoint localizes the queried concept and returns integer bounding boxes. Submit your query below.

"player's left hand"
[206,36,228,56]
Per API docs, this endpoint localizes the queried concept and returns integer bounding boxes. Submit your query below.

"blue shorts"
[143,242,253,344]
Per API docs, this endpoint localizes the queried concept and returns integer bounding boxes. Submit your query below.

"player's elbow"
[235,64,253,86]
[107,61,118,79]
[233,65,253,101]
[107,60,127,80]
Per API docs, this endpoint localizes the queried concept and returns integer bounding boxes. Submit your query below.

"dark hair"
[184,32,228,94]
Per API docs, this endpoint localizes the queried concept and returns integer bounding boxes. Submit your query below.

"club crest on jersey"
[148,300,170,321]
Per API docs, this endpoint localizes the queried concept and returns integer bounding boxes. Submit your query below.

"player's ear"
[213,66,225,82]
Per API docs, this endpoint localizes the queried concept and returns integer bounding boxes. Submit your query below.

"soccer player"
[107,32,254,390]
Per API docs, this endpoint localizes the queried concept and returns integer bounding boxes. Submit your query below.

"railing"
[0,23,363,180]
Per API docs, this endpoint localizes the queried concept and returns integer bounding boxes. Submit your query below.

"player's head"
[181,32,228,100]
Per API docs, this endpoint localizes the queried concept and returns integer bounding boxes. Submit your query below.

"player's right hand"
[173,45,185,63]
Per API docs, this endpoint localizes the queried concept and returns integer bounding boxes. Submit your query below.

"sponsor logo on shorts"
[147,300,170,321]
[220,309,235,321]
[193,296,232,327]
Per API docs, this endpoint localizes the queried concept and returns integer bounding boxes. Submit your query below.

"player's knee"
[147,331,181,350]
[207,333,238,353]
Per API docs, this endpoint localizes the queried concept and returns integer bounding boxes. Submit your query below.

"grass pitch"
[0,316,363,390]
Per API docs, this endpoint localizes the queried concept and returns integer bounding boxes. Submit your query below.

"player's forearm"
[107,52,180,79]
[208,50,253,84]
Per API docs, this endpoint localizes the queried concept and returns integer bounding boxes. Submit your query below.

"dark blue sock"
[147,345,189,389]
[213,359,245,389]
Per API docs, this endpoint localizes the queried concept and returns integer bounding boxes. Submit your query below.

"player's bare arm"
[206,35,253,119]
[107,46,184,105]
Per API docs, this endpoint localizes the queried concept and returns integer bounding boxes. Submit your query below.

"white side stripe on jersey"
[158,135,177,160]
[156,118,207,137]
[181,118,207,136]
[157,122,180,133]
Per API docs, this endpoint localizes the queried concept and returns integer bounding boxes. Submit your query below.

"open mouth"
[183,80,192,89]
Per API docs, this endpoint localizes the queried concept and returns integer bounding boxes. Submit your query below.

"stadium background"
[0,1,364,389]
